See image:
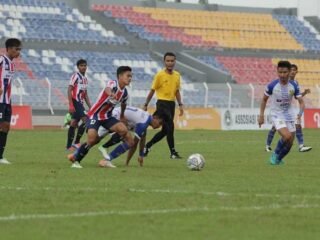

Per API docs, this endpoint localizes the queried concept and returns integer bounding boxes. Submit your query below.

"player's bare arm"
[176,90,184,117]
[296,97,305,123]
[126,136,140,166]
[301,89,311,97]
[68,85,75,113]
[143,89,155,111]
[259,95,269,127]
[84,90,91,108]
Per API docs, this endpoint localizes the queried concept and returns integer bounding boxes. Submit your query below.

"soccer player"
[0,38,22,164]
[265,64,312,153]
[143,52,184,159]
[68,66,134,168]
[66,59,91,150]
[259,61,305,165]
[97,106,164,167]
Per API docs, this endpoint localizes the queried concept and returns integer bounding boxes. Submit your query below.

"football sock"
[75,143,90,162]
[103,134,122,148]
[66,126,75,149]
[0,131,8,159]
[109,143,130,160]
[274,138,285,155]
[74,123,85,144]
[295,127,304,146]
[278,142,293,160]
[266,128,276,146]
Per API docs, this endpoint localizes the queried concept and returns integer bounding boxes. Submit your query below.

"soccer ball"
[187,153,205,171]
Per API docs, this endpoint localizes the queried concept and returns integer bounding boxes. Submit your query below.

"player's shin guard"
[109,143,130,160]
[278,142,293,160]
[102,134,122,148]
[66,126,75,149]
[0,131,8,159]
[74,143,90,162]
[74,123,85,144]
[266,128,276,146]
[295,127,304,146]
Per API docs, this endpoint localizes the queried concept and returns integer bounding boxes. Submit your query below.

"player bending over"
[265,64,311,153]
[68,66,133,168]
[97,106,163,167]
[259,61,305,165]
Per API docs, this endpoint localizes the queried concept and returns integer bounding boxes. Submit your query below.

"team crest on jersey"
[289,90,294,96]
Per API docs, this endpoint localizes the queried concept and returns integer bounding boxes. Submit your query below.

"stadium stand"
[91,4,318,51]
[0,0,128,45]
[0,0,319,111]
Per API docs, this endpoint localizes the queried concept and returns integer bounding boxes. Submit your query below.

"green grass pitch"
[0,129,320,240]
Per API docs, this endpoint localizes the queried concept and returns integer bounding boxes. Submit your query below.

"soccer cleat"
[143,147,150,157]
[0,158,11,164]
[170,152,182,159]
[98,159,117,168]
[71,161,83,169]
[299,145,312,152]
[98,145,109,159]
[269,152,281,165]
[67,153,76,163]
[265,145,272,152]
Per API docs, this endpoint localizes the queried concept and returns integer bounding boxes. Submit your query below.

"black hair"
[163,52,176,60]
[291,64,298,70]
[277,60,291,70]
[117,66,132,78]
[5,38,22,49]
[153,110,165,121]
[76,59,87,66]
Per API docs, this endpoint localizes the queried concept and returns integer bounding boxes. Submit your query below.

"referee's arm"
[176,90,184,116]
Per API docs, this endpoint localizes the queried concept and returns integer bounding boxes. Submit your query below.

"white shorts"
[272,118,296,132]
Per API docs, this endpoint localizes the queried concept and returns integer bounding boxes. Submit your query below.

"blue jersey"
[264,79,301,121]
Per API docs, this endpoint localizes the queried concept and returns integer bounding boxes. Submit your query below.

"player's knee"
[283,134,292,142]
[124,134,134,148]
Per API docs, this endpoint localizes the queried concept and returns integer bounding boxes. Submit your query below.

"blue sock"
[295,127,304,146]
[274,139,285,155]
[278,142,293,160]
[266,128,276,146]
[75,143,90,162]
[109,143,130,160]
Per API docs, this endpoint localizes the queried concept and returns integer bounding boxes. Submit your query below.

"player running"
[67,66,134,168]
[97,106,164,167]
[265,64,312,153]
[259,61,305,165]
[66,59,91,150]
[0,38,22,164]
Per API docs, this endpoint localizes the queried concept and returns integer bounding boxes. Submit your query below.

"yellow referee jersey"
[151,69,181,101]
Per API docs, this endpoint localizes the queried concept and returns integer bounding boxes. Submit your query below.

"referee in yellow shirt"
[143,52,184,159]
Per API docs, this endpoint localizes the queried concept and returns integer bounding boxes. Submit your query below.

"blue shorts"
[86,116,119,132]
[71,99,86,121]
[0,103,12,123]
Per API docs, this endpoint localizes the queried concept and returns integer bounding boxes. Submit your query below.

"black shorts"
[86,116,119,132]
[0,103,12,123]
[71,99,86,121]
[156,100,175,122]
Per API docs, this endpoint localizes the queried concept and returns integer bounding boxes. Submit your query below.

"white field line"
[1,186,320,200]
[0,203,319,222]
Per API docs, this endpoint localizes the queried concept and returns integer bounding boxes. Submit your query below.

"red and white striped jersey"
[0,55,15,104]
[87,80,128,121]
[69,72,88,103]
